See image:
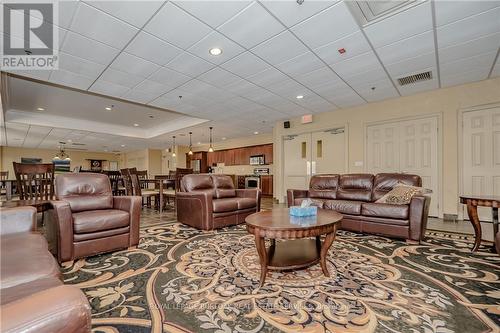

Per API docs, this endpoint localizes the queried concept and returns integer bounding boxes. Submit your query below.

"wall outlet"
[354,161,363,167]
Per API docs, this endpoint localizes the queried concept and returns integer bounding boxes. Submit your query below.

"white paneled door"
[283,128,346,197]
[462,107,500,221]
[366,117,439,216]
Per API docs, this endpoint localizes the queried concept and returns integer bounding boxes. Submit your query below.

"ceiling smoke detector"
[397,71,432,86]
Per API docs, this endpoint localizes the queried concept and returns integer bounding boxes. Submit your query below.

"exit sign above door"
[301,114,313,124]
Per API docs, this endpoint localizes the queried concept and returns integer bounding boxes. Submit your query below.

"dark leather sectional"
[288,173,431,241]
[176,174,261,230]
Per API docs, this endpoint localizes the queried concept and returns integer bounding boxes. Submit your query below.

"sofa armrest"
[286,189,309,207]
[409,195,431,241]
[0,206,37,235]
[0,285,91,333]
[176,191,213,230]
[113,196,142,247]
[236,189,261,211]
[45,200,74,263]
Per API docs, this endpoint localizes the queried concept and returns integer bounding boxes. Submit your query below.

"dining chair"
[103,170,125,195]
[120,168,134,196]
[13,162,55,201]
[130,172,157,208]
[0,171,8,200]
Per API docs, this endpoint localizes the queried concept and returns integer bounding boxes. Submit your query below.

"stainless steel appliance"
[245,175,260,189]
[249,155,265,165]
[253,168,269,175]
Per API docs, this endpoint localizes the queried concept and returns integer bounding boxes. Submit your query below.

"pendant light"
[171,136,176,157]
[188,132,193,155]
[53,143,71,161]
[208,126,214,153]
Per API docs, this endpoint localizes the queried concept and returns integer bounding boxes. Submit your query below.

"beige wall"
[273,77,500,217]
[0,146,121,176]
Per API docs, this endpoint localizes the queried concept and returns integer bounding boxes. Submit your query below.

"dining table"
[0,179,17,201]
[140,178,176,214]
[460,195,499,252]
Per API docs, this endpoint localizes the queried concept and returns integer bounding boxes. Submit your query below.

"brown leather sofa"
[177,174,261,230]
[46,173,142,263]
[288,173,431,241]
[0,206,91,333]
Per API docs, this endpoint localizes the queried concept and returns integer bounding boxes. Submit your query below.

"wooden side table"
[245,208,343,287]
[460,195,499,252]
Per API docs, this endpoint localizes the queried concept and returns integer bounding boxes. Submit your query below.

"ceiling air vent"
[397,71,432,86]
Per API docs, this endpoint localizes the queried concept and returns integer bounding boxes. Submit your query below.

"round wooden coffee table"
[245,208,343,287]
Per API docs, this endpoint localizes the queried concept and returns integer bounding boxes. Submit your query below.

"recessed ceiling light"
[197,142,201,145]
[105,107,112,111]
[222,137,226,140]
[133,123,139,127]
[121,144,126,147]
[209,47,222,56]
[254,131,259,135]
[296,95,304,99]
[36,107,44,111]
[67,139,72,143]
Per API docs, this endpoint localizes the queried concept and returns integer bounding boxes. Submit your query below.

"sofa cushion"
[56,173,113,212]
[372,173,421,201]
[308,175,339,199]
[336,174,373,202]
[234,197,257,210]
[324,200,363,215]
[212,175,236,198]
[212,198,238,213]
[181,174,214,196]
[362,202,409,220]
[73,209,130,234]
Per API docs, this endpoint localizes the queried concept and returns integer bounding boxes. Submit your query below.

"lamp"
[54,144,71,161]
[208,126,214,153]
[188,132,193,155]
[172,136,176,157]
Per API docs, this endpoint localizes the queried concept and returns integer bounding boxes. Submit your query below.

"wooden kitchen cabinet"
[260,175,273,196]
[194,144,273,167]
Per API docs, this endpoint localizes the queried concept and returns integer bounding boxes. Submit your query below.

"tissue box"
[289,206,318,217]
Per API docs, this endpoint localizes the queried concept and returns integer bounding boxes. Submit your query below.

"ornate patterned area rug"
[63,221,500,333]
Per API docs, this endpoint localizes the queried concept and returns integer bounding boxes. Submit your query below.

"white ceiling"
[1,0,499,152]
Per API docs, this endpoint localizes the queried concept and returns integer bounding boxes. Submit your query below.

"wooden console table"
[459,195,499,252]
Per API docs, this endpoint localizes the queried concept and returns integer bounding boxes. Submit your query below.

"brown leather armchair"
[176,174,261,230]
[0,206,91,333]
[46,173,141,263]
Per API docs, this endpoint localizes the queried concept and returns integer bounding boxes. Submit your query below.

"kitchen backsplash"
[213,164,273,175]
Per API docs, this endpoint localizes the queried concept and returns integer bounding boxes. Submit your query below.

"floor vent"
[397,71,432,86]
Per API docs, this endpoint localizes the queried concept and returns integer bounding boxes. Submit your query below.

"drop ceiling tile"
[6,69,52,81]
[363,1,432,48]
[70,2,139,49]
[61,31,120,65]
[275,51,325,78]
[441,68,491,88]
[218,2,285,49]
[149,93,185,110]
[89,79,131,97]
[398,77,439,96]
[266,78,309,99]
[355,79,399,102]
[376,30,435,65]
[491,59,500,78]
[295,66,342,89]
[314,31,371,65]
[57,1,80,29]
[49,69,94,90]
[99,68,145,88]
[331,51,383,78]
[144,2,212,49]
[23,126,52,148]
[134,80,173,96]
[173,0,252,28]
[110,52,160,78]
[437,7,500,48]
[220,52,270,78]
[438,32,500,64]
[58,52,106,78]
[291,1,359,49]
[149,67,192,87]
[434,1,500,27]
[88,1,165,28]
[344,67,390,88]
[165,52,215,77]
[385,52,436,78]
[246,67,289,88]
[125,32,182,66]
[313,81,364,105]
[197,68,241,88]
[251,31,309,65]
[188,31,245,65]
[261,1,336,28]
[122,89,163,104]
[440,51,497,77]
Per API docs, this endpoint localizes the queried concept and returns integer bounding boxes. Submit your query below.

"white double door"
[366,117,439,216]
[283,128,346,194]
[462,107,500,221]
